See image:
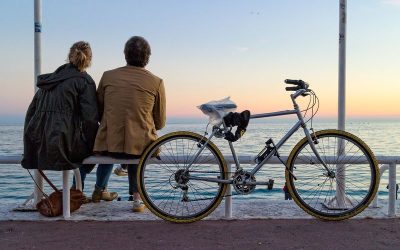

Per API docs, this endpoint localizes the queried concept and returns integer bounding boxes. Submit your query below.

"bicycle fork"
[293,96,332,175]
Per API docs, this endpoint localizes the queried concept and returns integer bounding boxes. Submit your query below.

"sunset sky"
[0,0,399,120]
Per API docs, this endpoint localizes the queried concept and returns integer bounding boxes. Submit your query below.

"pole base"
[323,195,354,210]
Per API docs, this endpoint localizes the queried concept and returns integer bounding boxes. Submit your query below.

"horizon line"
[0,114,399,124]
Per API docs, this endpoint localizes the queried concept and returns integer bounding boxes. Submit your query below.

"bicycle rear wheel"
[137,131,228,223]
[285,129,379,220]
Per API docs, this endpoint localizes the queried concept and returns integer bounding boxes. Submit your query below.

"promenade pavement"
[1,219,400,249]
[1,199,400,249]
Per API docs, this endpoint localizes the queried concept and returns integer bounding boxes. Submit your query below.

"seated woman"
[22,41,117,202]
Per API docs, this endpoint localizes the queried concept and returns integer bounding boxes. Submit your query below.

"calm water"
[1,118,399,204]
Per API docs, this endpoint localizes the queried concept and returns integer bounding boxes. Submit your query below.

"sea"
[1,118,399,205]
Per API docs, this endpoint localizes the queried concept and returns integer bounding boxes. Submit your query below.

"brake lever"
[301,89,312,97]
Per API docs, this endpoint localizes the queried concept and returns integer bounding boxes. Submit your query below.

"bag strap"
[38,170,60,192]
[26,169,50,198]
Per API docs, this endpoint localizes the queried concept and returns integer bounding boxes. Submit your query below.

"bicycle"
[137,79,379,223]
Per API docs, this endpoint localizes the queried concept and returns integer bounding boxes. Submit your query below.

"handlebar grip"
[285,79,300,85]
[285,87,299,91]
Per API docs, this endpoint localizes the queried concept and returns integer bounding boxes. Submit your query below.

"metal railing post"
[388,163,396,217]
[372,164,389,207]
[224,164,233,219]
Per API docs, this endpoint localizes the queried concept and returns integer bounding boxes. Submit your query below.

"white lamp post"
[33,0,44,206]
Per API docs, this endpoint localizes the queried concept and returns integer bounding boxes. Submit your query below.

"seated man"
[94,36,166,212]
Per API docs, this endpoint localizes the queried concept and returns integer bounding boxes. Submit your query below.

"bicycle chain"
[184,169,247,202]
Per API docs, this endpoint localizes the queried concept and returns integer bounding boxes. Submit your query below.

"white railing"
[0,155,399,219]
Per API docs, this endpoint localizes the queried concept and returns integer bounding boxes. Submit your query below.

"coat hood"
[37,63,93,90]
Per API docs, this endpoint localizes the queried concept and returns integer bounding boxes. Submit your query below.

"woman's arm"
[79,80,99,150]
[24,91,39,133]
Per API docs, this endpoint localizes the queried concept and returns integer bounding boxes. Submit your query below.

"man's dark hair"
[124,36,151,67]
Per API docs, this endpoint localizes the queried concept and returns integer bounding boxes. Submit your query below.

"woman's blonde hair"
[68,41,92,71]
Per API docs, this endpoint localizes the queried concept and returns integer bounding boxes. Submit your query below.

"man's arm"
[153,80,166,130]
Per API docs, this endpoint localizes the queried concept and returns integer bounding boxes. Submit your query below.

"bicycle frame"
[187,89,329,184]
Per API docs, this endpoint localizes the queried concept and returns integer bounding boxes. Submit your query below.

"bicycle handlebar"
[285,79,309,91]
[285,86,299,91]
[285,79,302,85]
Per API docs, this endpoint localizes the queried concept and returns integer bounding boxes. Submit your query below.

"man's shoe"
[132,200,145,212]
[114,165,128,176]
[92,186,118,202]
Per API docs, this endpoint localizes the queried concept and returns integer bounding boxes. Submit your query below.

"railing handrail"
[0,154,399,165]
[1,154,398,219]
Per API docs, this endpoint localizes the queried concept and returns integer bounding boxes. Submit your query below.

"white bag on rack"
[197,97,237,125]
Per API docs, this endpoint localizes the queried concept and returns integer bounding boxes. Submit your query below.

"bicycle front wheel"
[285,129,379,220]
[137,131,228,223]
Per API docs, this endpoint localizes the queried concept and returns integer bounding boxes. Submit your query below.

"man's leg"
[92,164,118,202]
[128,164,145,212]
[128,164,140,199]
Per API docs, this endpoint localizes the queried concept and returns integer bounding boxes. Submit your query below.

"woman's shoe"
[82,195,92,204]
[92,186,118,202]
[132,200,145,212]
[114,165,128,176]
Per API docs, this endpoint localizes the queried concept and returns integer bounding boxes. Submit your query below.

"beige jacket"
[93,66,166,155]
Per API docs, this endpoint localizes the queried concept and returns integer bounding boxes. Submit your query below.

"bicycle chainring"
[233,170,256,195]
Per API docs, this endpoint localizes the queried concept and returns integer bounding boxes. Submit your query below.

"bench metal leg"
[62,170,70,219]
[72,168,82,191]
[33,170,44,206]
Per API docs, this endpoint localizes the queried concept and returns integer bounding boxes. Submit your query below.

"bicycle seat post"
[222,121,241,171]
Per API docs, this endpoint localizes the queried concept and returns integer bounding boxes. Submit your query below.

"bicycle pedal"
[267,179,274,190]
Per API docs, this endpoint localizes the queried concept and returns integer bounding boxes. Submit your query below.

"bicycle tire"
[137,131,228,223]
[285,129,379,220]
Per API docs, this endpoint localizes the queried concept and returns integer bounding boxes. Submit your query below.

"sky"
[0,0,399,121]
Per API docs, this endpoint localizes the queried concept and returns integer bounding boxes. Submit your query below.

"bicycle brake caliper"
[310,128,318,144]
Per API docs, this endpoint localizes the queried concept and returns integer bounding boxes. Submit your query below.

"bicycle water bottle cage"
[223,110,251,142]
